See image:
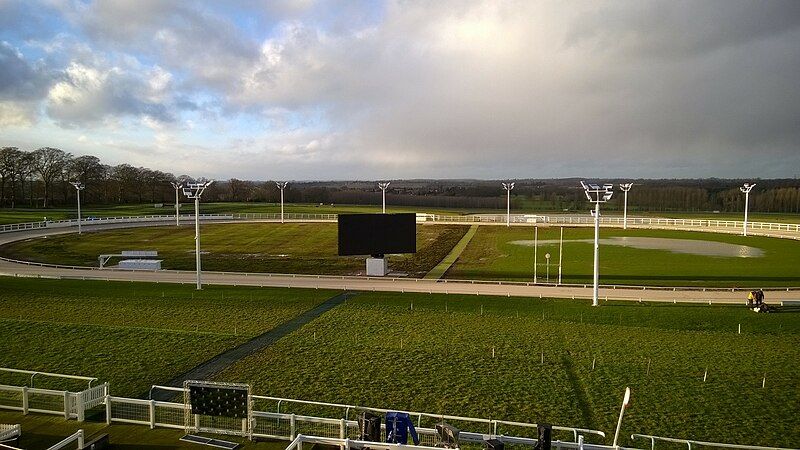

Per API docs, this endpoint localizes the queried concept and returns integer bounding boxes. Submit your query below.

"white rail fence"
[0,371,794,450]
[46,430,83,450]
[1,212,799,235]
[0,424,21,441]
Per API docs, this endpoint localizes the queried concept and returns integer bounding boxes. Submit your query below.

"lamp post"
[182,180,214,290]
[740,183,755,237]
[619,183,633,230]
[170,182,182,226]
[533,226,538,283]
[378,182,390,213]
[581,181,614,307]
[613,387,632,447]
[502,182,515,226]
[545,252,551,282]
[276,182,289,223]
[557,226,563,285]
[69,182,85,235]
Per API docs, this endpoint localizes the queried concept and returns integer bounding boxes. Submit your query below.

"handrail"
[0,368,97,388]
[630,434,795,450]
[46,429,83,450]
[148,386,605,439]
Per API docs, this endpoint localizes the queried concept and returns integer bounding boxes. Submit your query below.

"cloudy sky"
[1,0,799,180]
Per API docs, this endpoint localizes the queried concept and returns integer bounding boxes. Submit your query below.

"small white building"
[118,259,162,270]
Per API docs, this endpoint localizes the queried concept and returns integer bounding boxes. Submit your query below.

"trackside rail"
[630,434,795,450]
[0,367,97,388]
[45,430,83,450]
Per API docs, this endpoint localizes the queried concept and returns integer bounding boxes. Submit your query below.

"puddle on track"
[510,236,764,258]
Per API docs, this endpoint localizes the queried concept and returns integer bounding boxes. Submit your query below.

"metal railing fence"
[630,434,795,450]
[1,212,799,235]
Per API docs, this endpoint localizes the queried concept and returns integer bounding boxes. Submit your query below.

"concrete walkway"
[151,291,356,401]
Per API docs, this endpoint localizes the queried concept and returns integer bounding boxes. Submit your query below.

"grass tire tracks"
[149,291,356,401]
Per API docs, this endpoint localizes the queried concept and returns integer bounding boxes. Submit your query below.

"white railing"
[147,385,605,443]
[0,424,21,441]
[630,434,795,450]
[0,367,97,389]
[1,212,799,235]
[46,430,83,450]
[0,370,106,422]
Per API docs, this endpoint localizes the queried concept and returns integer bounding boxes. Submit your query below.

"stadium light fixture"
[613,387,632,447]
[69,182,85,235]
[182,180,214,290]
[581,181,614,307]
[502,182,515,227]
[740,183,756,237]
[378,182,391,213]
[619,183,633,230]
[170,182,182,227]
[276,182,289,223]
[557,226,563,285]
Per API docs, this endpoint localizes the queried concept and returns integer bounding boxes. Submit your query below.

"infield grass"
[217,291,800,448]
[446,226,800,286]
[0,223,468,277]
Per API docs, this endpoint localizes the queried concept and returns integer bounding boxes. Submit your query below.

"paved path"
[150,291,356,401]
[424,224,478,280]
[0,221,797,305]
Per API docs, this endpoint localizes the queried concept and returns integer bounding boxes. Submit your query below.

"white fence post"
[291,413,297,439]
[78,429,85,448]
[63,391,70,420]
[21,386,28,415]
[106,395,111,424]
[340,418,346,439]
[77,392,85,421]
[149,399,156,429]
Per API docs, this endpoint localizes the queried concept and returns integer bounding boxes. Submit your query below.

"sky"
[1,0,799,180]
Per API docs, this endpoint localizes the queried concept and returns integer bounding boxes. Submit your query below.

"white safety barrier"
[46,430,83,450]
[630,434,794,450]
[0,424,21,441]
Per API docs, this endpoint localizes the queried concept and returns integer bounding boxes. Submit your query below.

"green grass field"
[217,292,800,447]
[0,223,468,277]
[446,226,800,286]
[0,277,336,396]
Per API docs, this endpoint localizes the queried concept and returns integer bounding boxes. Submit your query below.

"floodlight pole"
[276,182,289,223]
[740,183,755,237]
[378,182,391,213]
[558,226,563,285]
[70,182,85,235]
[619,183,633,230]
[171,182,182,226]
[582,181,614,307]
[182,181,214,290]
[533,226,538,284]
[502,182,515,226]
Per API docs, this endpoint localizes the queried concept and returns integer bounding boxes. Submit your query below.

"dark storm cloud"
[0,41,52,101]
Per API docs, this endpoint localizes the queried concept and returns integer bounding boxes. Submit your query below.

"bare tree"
[31,147,70,208]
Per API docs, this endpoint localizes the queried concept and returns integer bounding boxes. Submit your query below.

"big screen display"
[338,213,416,256]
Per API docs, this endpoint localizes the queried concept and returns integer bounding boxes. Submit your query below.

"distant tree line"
[2,146,800,213]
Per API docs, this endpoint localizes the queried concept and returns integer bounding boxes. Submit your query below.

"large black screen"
[338,213,417,256]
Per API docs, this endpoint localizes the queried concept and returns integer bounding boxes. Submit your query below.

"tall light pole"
[502,182,515,226]
[70,182,85,235]
[740,183,755,237]
[557,226,563,285]
[581,181,614,307]
[276,182,289,223]
[378,182,391,213]
[170,182,182,227]
[619,183,633,230]
[182,180,214,290]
